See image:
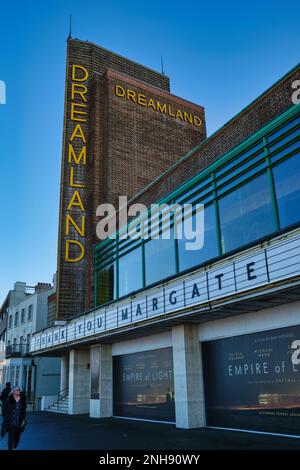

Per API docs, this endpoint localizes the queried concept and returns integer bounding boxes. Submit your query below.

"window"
[93,111,300,303]
[96,263,116,306]
[11,366,15,384]
[28,305,33,321]
[177,204,219,271]
[14,311,19,327]
[267,115,300,143]
[27,334,31,354]
[145,235,176,285]
[15,366,20,385]
[118,247,143,297]
[219,173,275,253]
[273,154,300,229]
[21,308,25,324]
[8,315,12,329]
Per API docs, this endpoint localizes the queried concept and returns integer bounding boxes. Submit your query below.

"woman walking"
[1,386,27,450]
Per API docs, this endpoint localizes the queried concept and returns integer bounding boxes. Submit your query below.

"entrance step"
[47,395,69,414]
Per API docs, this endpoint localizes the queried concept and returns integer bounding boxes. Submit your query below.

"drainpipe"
[31,359,37,411]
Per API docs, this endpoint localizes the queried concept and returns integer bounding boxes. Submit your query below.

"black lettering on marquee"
[136,304,142,316]
[215,273,224,290]
[152,298,158,310]
[121,308,128,321]
[96,317,102,329]
[247,262,257,281]
[169,290,177,305]
[87,321,92,331]
[48,336,51,343]
[192,283,200,298]
[78,323,82,334]
[61,330,65,339]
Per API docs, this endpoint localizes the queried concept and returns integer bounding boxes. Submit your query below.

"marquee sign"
[32,228,300,353]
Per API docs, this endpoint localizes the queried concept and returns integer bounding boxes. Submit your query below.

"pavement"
[0,412,300,450]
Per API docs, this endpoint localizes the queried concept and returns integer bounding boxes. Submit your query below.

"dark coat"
[1,393,27,438]
[0,386,11,404]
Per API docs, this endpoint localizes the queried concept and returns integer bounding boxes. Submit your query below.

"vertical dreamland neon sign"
[65,65,89,262]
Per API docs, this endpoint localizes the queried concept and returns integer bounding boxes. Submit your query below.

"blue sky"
[0,0,299,303]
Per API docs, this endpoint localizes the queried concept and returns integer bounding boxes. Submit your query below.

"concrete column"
[24,366,28,393]
[60,353,69,391]
[19,365,24,390]
[172,324,206,429]
[68,349,90,415]
[12,367,16,386]
[90,344,113,418]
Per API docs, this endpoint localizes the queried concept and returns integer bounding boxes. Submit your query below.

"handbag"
[20,418,27,432]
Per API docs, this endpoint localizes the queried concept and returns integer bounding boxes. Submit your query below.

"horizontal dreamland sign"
[31,227,300,353]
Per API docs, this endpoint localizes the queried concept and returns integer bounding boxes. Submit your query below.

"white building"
[0,282,30,384]
[2,282,61,410]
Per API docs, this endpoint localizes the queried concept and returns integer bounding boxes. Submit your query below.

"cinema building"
[32,38,300,436]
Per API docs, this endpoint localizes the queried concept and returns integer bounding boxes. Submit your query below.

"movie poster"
[90,347,100,399]
[113,347,175,422]
[203,325,300,435]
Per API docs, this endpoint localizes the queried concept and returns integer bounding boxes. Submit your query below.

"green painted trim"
[94,104,300,254]
[264,137,280,231]
[162,105,300,204]
[141,242,146,288]
[173,211,179,275]
[116,236,119,299]
[94,269,97,307]
[212,173,222,256]
[108,64,300,211]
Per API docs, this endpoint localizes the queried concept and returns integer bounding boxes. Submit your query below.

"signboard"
[113,348,175,422]
[114,85,202,127]
[203,325,300,435]
[31,229,300,353]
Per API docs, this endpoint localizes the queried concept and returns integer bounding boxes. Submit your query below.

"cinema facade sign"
[32,228,300,353]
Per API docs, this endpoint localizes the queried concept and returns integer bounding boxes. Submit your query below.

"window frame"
[93,107,300,305]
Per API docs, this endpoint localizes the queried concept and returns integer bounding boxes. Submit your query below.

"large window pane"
[273,154,300,228]
[145,235,176,285]
[219,172,275,253]
[118,247,143,297]
[178,204,218,271]
[96,263,116,306]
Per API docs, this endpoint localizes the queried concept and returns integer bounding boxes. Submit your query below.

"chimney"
[34,282,52,293]
[13,282,26,293]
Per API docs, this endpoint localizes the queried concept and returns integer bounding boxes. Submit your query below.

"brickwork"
[129,65,300,208]
[47,293,56,328]
[57,38,206,320]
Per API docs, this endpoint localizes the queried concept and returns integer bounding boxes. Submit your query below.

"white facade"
[32,227,300,353]
[2,286,61,411]
[31,226,300,435]
[0,282,29,384]
[39,300,300,430]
